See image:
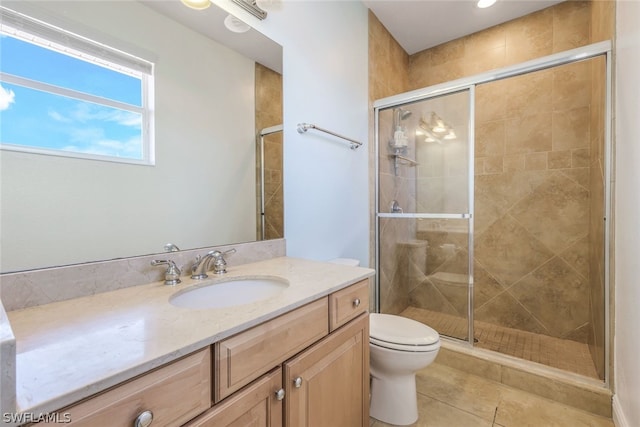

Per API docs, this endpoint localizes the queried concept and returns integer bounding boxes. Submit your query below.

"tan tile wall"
[404,1,603,347]
[369,1,614,377]
[255,63,283,240]
[587,0,615,381]
[368,10,411,312]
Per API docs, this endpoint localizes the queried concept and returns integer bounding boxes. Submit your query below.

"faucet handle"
[151,259,182,286]
[212,248,236,274]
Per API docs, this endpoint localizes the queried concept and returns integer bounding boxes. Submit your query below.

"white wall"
[0,1,257,271]
[614,1,640,426]
[223,0,371,266]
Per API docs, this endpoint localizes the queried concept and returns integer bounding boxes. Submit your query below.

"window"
[0,7,154,164]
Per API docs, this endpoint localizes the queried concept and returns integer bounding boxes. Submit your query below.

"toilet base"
[369,372,418,426]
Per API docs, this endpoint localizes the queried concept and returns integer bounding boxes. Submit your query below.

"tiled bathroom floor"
[401,307,599,379]
[369,363,614,427]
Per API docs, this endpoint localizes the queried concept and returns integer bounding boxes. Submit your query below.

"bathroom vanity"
[2,257,373,427]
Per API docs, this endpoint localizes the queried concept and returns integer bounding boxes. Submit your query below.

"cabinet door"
[284,313,369,427]
[186,367,283,427]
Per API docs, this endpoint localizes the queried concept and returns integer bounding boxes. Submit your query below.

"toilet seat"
[370,313,440,352]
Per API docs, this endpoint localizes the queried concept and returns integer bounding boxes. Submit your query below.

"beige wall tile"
[475,215,554,286]
[476,83,507,123]
[572,148,590,168]
[430,38,465,66]
[476,120,505,157]
[464,45,506,76]
[484,156,504,174]
[553,60,592,111]
[548,150,572,169]
[505,113,553,154]
[524,152,548,171]
[464,24,506,53]
[503,154,525,172]
[504,8,553,65]
[504,70,553,117]
[552,1,591,52]
[552,106,591,151]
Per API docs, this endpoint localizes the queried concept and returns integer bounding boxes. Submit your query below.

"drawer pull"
[134,410,153,427]
[275,388,286,401]
[353,298,361,308]
[293,376,303,388]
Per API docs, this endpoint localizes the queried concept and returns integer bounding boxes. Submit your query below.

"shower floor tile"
[400,306,599,379]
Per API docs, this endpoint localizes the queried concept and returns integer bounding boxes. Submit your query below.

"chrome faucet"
[191,251,217,279]
[151,259,182,285]
[191,248,236,279]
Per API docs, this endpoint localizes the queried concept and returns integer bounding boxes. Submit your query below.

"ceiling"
[143,0,565,72]
[141,0,283,73]
[364,0,565,55]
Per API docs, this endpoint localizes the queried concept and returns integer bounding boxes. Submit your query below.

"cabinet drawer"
[216,298,329,401]
[42,348,211,427]
[185,367,283,426]
[329,279,370,331]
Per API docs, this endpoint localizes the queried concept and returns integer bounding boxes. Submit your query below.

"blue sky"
[0,33,145,160]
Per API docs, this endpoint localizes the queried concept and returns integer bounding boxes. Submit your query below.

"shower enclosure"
[257,124,284,240]
[374,42,611,382]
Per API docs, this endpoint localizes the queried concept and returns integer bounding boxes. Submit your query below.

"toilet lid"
[370,313,440,346]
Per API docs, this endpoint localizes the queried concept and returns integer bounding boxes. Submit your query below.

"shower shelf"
[389,154,419,166]
[389,153,419,176]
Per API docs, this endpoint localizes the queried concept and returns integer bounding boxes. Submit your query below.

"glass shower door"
[376,89,474,342]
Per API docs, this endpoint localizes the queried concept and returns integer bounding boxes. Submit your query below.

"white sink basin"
[169,277,289,309]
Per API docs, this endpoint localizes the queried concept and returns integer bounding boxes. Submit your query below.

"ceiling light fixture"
[180,0,267,20]
[224,14,251,33]
[180,0,211,10]
[255,0,283,11]
[419,112,457,143]
[477,0,497,9]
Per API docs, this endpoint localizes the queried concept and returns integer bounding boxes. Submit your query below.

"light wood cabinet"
[216,298,329,401]
[39,279,370,427]
[186,367,283,427]
[37,348,211,427]
[284,313,369,427]
[209,279,370,427]
[329,279,369,331]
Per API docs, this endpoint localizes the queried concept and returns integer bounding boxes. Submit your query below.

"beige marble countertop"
[6,256,374,415]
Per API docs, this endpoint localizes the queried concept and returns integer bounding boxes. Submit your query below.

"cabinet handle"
[275,388,285,401]
[353,298,361,308]
[134,410,153,427]
[293,376,303,388]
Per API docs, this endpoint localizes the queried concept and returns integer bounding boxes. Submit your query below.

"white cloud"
[0,85,16,111]
[48,110,72,123]
[70,103,141,128]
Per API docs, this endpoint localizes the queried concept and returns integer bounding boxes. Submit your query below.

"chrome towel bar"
[297,123,363,150]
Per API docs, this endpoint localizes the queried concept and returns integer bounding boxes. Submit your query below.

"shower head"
[393,108,412,130]
[394,108,412,121]
[399,109,412,120]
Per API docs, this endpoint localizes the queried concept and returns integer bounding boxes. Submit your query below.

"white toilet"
[369,313,440,425]
[328,258,441,426]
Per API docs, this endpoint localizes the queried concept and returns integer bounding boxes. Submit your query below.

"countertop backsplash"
[0,239,286,312]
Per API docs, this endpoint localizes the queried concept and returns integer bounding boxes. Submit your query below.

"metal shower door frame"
[373,40,613,384]
[374,86,476,346]
[257,124,283,241]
